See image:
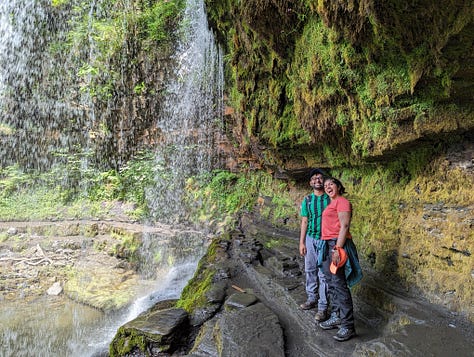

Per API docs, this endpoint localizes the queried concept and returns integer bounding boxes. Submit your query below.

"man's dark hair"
[309,168,328,179]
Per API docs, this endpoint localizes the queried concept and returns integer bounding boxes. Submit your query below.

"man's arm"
[299,216,308,256]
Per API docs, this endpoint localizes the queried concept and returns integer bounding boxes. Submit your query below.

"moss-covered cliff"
[203,0,474,320]
[206,0,473,164]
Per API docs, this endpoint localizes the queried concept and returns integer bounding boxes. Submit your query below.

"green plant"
[0,149,157,221]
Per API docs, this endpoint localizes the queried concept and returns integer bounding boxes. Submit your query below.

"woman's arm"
[335,211,351,248]
[331,211,351,264]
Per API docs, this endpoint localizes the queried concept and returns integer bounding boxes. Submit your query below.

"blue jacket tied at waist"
[317,239,363,288]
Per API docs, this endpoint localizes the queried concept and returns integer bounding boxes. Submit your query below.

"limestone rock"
[190,302,285,357]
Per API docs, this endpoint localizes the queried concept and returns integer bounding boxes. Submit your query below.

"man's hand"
[299,242,307,257]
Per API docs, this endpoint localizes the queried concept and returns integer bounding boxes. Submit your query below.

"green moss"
[176,269,215,312]
[110,231,140,261]
[175,237,229,312]
[264,239,283,249]
[209,0,473,164]
[51,0,68,6]
[109,326,150,357]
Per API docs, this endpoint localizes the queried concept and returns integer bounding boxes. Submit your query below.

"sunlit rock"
[64,254,139,311]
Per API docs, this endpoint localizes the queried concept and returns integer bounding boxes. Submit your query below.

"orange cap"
[330,246,348,274]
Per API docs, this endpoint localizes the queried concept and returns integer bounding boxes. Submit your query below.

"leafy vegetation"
[185,169,298,229]
[0,151,157,221]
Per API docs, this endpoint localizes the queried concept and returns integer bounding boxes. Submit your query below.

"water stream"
[0,0,223,355]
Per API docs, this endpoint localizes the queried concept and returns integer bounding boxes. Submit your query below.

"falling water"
[147,0,224,224]
[0,0,223,355]
[0,0,88,171]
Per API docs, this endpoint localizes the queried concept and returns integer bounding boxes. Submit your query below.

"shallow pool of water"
[0,261,198,357]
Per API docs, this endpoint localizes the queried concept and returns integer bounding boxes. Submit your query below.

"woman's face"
[324,179,339,199]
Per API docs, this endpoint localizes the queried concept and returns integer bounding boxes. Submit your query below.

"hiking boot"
[314,310,328,322]
[333,327,356,342]
[318,315,341,330]
[299,300,317,310]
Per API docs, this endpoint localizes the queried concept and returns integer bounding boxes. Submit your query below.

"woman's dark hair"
[324,177,346,195]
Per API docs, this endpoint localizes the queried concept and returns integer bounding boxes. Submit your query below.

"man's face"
[310,174,324,190]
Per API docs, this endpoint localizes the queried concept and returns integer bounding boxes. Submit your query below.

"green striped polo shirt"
[300,193,330,239]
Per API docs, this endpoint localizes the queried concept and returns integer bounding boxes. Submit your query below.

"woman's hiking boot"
[318,315,341,330]
[333,327,356,341]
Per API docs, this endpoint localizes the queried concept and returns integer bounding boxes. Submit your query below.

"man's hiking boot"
[319,315,341,330]
[299,300,317,310]
[314,310,328,322]
[333,327,356,342]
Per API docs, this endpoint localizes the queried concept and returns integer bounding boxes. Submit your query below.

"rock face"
[109,214,474,356]
[46,281,63,296]
[0,221,141,306]
[205,0,474,165]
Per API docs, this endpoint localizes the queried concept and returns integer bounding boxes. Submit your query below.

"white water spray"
[147,0,224,224]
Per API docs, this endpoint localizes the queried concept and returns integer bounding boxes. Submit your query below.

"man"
[299,168,330,322]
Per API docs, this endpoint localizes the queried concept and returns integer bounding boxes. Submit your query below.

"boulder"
[109,307,189,357]
[190,302,284,357]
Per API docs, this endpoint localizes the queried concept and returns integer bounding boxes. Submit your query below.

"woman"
[318,177,360,342]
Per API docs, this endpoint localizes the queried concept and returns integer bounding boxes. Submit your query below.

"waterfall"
[147,0,224,225]
[0,0,223,355]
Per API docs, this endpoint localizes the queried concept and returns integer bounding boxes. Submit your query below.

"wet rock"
[352,338,412,356]
[64,253,139,310]
[216,302,284,357]
[191,302,284,357]
[109,307,189,356]
[205,281,227,303]
[188,319,219,356]
[224,291,258,309]
[265,256,300,277]
[190,303,221,327]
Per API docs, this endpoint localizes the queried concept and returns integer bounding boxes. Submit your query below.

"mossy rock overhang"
[204,0,474,171]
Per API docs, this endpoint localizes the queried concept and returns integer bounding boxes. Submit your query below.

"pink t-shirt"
[321,196,352,240]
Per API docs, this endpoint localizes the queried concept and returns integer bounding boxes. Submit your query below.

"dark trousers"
[322,239,354,329]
